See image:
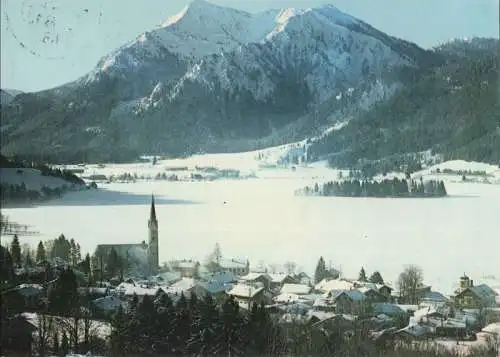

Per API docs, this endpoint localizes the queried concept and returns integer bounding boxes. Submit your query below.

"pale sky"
[1,0,498,92]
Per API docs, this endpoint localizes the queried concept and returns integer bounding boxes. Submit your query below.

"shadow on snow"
[7,188,198,208]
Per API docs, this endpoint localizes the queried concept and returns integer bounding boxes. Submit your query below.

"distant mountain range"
[1,0,498,165]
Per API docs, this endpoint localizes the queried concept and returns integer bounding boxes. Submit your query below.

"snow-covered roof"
[14,284,43,297]
[315,278,354,292]
[268,273,293,283]
[396,324,431,337]
[116,282,159,296]
[482,323,500,335]
[220,258,247,269]
[175,260,199,269]
[274,293,302,303]
[373,303,406,316]
[204,271,237,284]
[93,296,127,311]
[170,278,198,290]
[329,289,366,302]
[421,290,449,303]
[240,272,271,282]
[280,283,312,295]
[227,284,264,298]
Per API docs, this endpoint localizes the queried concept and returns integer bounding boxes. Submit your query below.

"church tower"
[148,194,159,274]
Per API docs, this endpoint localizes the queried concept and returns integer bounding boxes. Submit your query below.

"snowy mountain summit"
[1,0,441,162]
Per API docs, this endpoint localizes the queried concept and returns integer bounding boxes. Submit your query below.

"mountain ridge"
[0,1,462,164]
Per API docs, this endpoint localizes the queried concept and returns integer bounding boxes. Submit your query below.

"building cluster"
[3,197,500,356]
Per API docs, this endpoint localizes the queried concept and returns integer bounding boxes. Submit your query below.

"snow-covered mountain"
[1,0,441,163]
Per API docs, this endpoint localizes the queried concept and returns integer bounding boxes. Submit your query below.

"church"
[95,195,159,275]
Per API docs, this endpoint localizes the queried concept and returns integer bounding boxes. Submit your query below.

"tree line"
[300,178,447,198]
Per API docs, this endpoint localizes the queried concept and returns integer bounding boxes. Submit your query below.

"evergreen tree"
[36,241,46,263]
[24,249,34,267]
[70,238,77,266]
[48,268,79,315]
[188,293,219,355]
[358,267,368,282]
[314,256,327,284]
[110,306,128,356]
[155,293,175,354]
[211,296,247,356]
[61,332,69,357]
[10,235,21,267]
[369,271,385,284]
[82,253,91,276]
[0,245,14,282]
[52,331,59,356]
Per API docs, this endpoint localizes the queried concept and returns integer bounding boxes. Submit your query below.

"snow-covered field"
[2,154,500,296]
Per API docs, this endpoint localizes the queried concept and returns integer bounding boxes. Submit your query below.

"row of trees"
[0,183,71,204]
[302,178,447,198]
[2,234,91,281]
[0,154,85,185]
[110,292,284,356]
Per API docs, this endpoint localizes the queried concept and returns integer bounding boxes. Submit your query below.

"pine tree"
[0,245,14,282]
[25,249,34,267]
[369,271,384,284]
[61,332,69,357]
[188,293,220,355]
[52,331,59,356]
[110,306,128,355]
[314,256,327,284]
[358,267,368,282]
[36,241,46,263]
[82,253,91,276]
[10,235,21,268]
[70,238,77,266]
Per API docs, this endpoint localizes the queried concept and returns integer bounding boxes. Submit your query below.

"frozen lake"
[2,165,499,295]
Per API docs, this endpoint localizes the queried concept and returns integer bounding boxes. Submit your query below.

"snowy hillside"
[0,168,77,191]
[0,0,441,162]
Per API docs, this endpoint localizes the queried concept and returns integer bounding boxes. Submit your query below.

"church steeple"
[150,194,157,223]
[148,194,159,275]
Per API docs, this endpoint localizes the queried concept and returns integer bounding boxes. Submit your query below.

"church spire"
[150,194,157,222]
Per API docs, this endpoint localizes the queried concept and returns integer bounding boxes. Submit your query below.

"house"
[239,273,272,290]
[358,286,388,303]
[170,260,200,278]
[419,291,450,308]
[1,315,37,357]
[452,275,497,308]
[227,283,271,309]
[168,278,211,298]
[219,258,249,276]
[92,295,128,315]
[355,282,393,301]
[268,273,298,291]
[328,289,367,315]
[155,271,182,284]
[77,286,109,300]
[295,272,312,286]
[10,284,44,310]
[372,303,407,318]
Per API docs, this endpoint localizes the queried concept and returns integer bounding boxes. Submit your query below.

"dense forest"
[307,43,500,170]
[299,178,447,198]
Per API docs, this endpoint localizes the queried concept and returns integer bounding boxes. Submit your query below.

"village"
[1,197,500,357]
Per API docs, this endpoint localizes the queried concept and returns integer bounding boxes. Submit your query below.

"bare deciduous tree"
[283,261,297,275]
[397,265,424,304]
